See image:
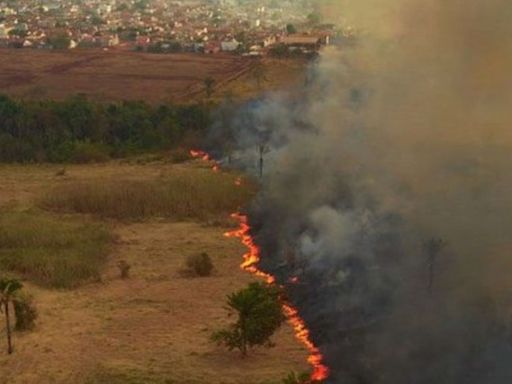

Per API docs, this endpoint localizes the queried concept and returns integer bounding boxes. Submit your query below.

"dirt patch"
[0,49,258,103]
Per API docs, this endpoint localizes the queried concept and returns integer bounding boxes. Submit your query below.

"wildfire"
[190,149,220,172]
[224,213,275,284]
[225,213,329,382]
[191,149,329,382]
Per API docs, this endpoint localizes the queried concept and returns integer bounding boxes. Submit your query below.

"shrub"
[55,168,67,177]
[0,211,112,288]
[13,291,37,331]
[281,372,312,384]
[168,147,191,163]
[212,282,285,356]
[185,253,214,277]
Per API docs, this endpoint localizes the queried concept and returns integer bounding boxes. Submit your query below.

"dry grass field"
[0,160,309,384]
[0,49,307,104]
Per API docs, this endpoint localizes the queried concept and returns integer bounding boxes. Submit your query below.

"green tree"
[307,12,322,25]
[286,24,297,34]
[0,278,23,354]
[212,282,285,357]
[48,34,71,50]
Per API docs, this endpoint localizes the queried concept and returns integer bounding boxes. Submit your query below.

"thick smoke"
[209,1,512,382]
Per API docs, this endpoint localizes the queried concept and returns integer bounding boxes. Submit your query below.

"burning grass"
[226,214,329,382]
[40,168,256,222]
[0,210,112,288]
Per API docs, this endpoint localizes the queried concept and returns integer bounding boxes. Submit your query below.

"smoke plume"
[209,1,512,382]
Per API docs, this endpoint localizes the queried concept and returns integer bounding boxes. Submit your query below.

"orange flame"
[190,149,220,172]
[225,213,329,382]
[193,149,329,382]
[224,213,275,284]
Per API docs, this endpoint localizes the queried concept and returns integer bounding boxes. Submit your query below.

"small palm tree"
[0,278,23,354]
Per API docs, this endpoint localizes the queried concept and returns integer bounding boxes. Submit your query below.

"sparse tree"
[258,143,270,179]
[204,77,216,98]
[212,282,285,357]
[423,238,446,293]
[252,60,267,89]
[0,278,23,354]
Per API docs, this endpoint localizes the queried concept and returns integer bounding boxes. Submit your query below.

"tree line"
[0,94,211,163]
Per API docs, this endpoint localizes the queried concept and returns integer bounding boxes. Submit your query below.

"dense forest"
[0,94,211,163]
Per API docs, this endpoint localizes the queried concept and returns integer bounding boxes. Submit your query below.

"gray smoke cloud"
[207,1,512,382]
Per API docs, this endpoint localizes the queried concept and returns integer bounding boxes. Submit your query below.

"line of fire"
[191,149,330,383]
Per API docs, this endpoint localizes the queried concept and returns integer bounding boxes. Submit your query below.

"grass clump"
[85,365,177,384]
[0,211,112,288]
[41,169,255,221]
[184,252,214,277]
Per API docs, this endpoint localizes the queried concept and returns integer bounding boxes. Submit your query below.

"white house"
[221,39,239,52]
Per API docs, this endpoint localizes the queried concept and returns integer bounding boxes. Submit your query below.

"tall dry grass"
[0,211,112,288]
[40,169,256,221]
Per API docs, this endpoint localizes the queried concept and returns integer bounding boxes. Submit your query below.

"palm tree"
[0,278,23,354]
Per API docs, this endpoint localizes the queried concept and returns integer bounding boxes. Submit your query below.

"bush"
[13,291,37,331]
[0,211,112,288]
[185,253,214,277]
[117,260,131,279]
[212,282,285,356]
[281,372,312,384]
[168,147,191,163]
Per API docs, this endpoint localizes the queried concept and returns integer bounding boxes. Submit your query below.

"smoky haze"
[207,0,512,382]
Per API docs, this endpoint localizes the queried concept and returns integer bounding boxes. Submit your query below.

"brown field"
[0,161,309,384]
[0,49,307,103]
